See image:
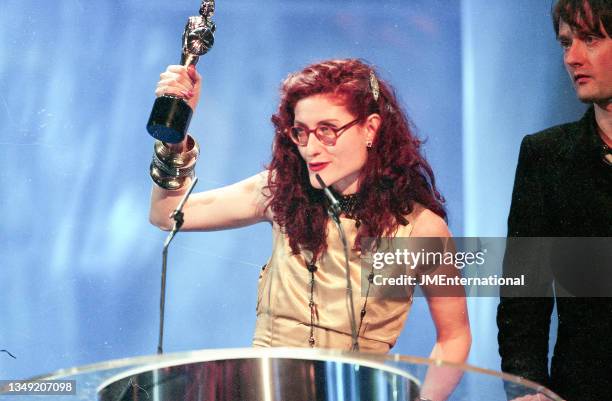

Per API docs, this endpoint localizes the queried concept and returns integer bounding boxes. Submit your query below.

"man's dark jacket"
[497,107,612,401]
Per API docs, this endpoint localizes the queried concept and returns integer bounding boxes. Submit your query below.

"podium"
[1,348,562,400]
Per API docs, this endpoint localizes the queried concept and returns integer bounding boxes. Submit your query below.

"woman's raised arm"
[148,65,272,231]
[149,171,272,231]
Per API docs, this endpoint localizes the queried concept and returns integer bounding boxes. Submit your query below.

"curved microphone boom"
[158,177,199,354]
[315,174,359,351]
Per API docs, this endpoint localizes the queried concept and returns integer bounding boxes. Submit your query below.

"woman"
[149,59,470,363]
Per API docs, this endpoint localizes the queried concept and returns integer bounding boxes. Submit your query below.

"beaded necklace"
[306,194,375,350]
[338,193,364,228]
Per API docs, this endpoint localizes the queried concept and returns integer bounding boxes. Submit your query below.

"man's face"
[558,19,612,105]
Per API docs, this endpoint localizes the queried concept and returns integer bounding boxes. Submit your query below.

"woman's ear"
[364,113,382,143]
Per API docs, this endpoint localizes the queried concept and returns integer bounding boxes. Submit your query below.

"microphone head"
[315,174,341,216]
[314,173,327,188]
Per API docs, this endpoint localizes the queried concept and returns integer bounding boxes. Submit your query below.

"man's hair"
[553,0,612,37]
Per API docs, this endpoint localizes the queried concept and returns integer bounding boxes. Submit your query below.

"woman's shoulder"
[255,169,275,221]
[404,203,450,238]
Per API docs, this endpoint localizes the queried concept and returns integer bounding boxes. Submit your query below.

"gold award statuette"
[146,1,216,143]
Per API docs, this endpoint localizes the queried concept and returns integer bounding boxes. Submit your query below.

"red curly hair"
[266,59,446,261]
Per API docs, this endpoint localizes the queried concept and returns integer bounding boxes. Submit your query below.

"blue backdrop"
[0,0,585,384]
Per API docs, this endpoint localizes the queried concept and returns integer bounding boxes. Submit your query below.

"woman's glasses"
[287,118,361,146]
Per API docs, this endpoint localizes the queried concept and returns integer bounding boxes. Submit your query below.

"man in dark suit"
[497,0,612,400]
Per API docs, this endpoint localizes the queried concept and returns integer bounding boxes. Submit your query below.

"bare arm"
[419,293,471,401]
[411,210,471,401]
[149,171,272,231]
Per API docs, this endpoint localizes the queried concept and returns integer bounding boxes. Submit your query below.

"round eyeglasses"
[287,118,361,146]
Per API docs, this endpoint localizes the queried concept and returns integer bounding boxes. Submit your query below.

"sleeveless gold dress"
[253,204,431,353]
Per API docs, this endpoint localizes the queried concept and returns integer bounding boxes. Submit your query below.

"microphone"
[158,177,198,354]
[314,174,359,351]
[315,174,341,218]
[167,176,199,236]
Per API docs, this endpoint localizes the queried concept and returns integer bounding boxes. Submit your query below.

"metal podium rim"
[30,347,562,400]
[95,347,421,394]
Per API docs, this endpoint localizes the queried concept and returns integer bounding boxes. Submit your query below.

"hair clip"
[369,70,380,102]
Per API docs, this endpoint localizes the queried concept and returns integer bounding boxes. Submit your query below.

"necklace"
[335,193,362,227]
[305,203,375,349]
[306,260,375,349]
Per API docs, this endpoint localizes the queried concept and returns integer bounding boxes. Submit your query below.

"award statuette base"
[146,96,193,144]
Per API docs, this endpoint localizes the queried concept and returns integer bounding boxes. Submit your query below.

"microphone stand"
[157,176,199,354]
[315,174,359,351]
